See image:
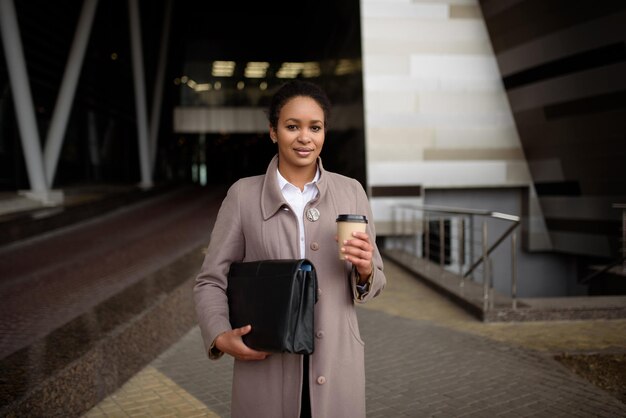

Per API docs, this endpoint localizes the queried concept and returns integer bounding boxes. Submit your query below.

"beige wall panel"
[449,4,481,19]
[410,54,500,81]
[367,127,435,162]
[361,0,541,244]
[362,0,413,4]
[367,127,435,145]
[412,0,475,4]
[505,161,532,184]
[361,1,448,18]
[362,39,492,56]
[364,54,411,75]
[363,19,488,43]
[417,91,510,114]
[367,109,515,129]
[365,91,418,113]
[369,161,510,187]
[368,141,425,161]
[434,126,522,148]
[365,75,501,92]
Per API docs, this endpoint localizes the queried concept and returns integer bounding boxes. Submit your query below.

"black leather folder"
[227,259,318,354]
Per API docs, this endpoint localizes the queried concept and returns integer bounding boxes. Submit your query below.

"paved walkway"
[0,187,221,359]
[83,261,626,417]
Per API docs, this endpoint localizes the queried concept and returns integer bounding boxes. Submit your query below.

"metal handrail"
[463,221,519,278]
[390,204,521,311]
[395,203,521,222]
[581,204,626,282]
[580,255,626,284]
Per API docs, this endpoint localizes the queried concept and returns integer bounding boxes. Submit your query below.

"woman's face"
[270,96,325,173]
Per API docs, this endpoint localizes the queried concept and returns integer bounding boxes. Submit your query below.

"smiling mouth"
[294,148,314,156]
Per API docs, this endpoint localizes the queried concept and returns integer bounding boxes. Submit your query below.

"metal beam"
[44,0,99,187]
[0,0,47,193]
[149,0,172,173]
[128,0,152,188]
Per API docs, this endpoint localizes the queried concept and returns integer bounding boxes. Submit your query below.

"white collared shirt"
[276,168,320,258]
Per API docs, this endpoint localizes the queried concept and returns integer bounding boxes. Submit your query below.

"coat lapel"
[260,154,328,220]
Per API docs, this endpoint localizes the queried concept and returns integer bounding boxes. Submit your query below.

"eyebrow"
[285,118,323,124]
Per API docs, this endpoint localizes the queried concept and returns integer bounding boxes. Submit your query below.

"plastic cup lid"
[336,214,368,223]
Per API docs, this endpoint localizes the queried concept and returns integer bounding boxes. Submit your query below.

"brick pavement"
[83,366,219,418]
[83,260,626,417]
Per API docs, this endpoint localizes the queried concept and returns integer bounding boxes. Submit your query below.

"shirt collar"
[276,166,320,191]
[261,154,328,221]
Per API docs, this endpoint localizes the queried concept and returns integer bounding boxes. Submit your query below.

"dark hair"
[267,80,332,130]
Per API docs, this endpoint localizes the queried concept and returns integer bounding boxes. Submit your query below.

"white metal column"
[0,0,48,194]
[128,0,152,189]
[43,0,99,187]
[149,0,172,173]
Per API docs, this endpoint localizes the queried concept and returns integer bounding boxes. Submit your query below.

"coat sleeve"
[348,179,386,303]
[193,181,245,359]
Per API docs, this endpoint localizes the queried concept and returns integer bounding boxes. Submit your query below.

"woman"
[194,80,386,418]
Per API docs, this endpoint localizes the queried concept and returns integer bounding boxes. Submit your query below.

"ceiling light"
[244,61,269,78]
[212,61,236,77]
[276,62,304,79]
[195,83,211,92]
[335,59,360,75]
[302,62,320,78]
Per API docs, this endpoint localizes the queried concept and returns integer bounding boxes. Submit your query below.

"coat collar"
[261,154,328,220]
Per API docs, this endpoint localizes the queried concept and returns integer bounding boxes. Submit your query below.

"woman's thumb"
[237,324,252,335]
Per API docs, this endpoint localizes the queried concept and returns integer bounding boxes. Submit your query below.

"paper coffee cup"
[336,214,368,260]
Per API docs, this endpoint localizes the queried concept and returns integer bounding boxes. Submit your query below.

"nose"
[297,132,311,143]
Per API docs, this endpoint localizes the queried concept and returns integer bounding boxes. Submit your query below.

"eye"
[310,125,322,133]
[286,125,297,131]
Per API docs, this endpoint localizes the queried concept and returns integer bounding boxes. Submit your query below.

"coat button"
[316,376,326,385]
[315,331,324,339]
[310,242,320,251]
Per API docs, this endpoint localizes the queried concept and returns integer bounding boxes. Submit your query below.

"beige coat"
[194,155,386,418]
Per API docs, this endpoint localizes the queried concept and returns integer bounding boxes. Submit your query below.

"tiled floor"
[83,366,219,418]
[83,260,626,417]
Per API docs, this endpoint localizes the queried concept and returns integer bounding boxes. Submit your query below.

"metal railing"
[580,203,626,284]
[389,204,521,311]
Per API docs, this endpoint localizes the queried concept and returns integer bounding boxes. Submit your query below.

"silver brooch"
[306,208,320,222]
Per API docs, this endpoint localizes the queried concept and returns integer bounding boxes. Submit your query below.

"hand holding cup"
[336,214,373,280]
